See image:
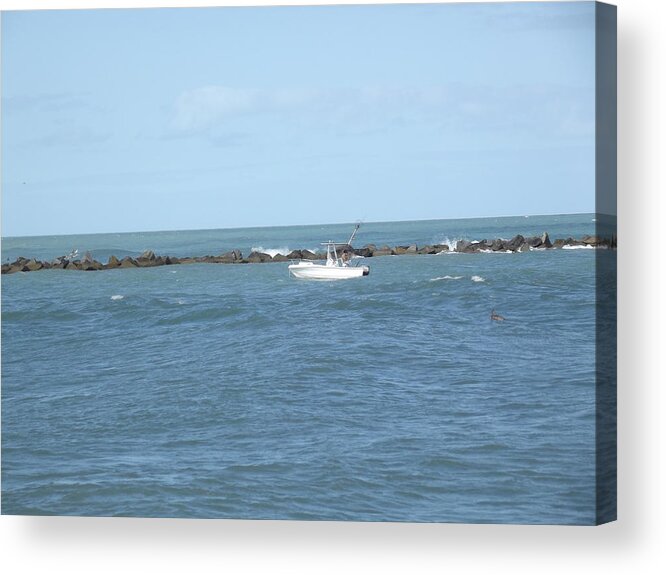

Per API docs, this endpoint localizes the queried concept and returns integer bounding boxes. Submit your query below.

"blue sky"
[1,2,596,237]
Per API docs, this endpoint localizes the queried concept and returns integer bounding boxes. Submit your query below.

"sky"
[1,2,597,237]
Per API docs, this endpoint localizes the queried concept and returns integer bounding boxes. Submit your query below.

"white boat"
[288,225,370,280]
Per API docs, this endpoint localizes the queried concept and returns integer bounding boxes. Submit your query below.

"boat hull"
[288,263,369,280]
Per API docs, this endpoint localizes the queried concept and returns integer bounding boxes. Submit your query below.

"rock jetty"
[1,233,616,275]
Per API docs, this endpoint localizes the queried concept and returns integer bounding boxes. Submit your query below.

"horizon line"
[1,211,598,241]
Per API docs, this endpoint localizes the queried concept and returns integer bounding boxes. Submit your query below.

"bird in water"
[490,309,505,321]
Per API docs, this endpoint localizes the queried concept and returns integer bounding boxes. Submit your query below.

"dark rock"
[406,244,418,254]
[300,250,318,260]
[119,257,138,268]
[247,251,273,263]
[80,252,100,270]
[2,261,29,274]
[505,235,525,251]
[82,259,103,271]
[456,240,483,253]
[581,235,599,245]
[371,245,393,256]
[106,255,121,268]
[353,247,373,257]
[417,245,438,254]
[455,240,471,253]
[136,251,163,267]
[219,249,242,262]
[526,236,542,248]
[24,259,43,272]
[490,239,505,252]
[541,232,552,248]
[432,244,449,252]
[65,260,82,270]
[7,264,23,274]
[286,250,303,260]
[553,238,582,249]
[272,254,289,262]
[393,245,409,255]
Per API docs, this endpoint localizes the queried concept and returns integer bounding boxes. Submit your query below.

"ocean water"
[1,214,606,523]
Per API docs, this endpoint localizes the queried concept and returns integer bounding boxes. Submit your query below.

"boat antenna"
[346,223,361,246]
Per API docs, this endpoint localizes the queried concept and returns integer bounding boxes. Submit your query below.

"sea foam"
[430,275,463,281]
[110,295,124,300]
[471,276,485,282]
[436,237,462,251]
[251,246,290,257]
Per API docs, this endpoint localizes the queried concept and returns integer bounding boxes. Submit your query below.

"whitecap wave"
[562,244,595,250]
[110,294,124,300]
[471,275,485,282]
[251,246,290,257]
[430,275,463,281]
[436,236,462,251]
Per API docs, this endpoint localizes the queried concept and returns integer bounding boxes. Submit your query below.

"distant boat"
[288,224,370,280]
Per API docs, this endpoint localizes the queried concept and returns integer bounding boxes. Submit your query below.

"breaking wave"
[435,236,463,251]
[471,276,485,282]
[250,246,290,257]
[430,275,464,282]
[562,244,595,250]
[110,295,124,300]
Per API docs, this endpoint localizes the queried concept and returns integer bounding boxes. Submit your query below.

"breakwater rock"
[1,232,616,275]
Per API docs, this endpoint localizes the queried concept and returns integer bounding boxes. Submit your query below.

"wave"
[429,275,463,281]
[561,244,595,250]
[435,236,462,251]
[250,246,290,257]
[471,275,485,282]
[110,295,124,300]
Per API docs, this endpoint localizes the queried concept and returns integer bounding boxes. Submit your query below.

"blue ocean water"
[2,214,603,523]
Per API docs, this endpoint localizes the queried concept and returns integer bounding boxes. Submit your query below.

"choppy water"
[2,214,606,523]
